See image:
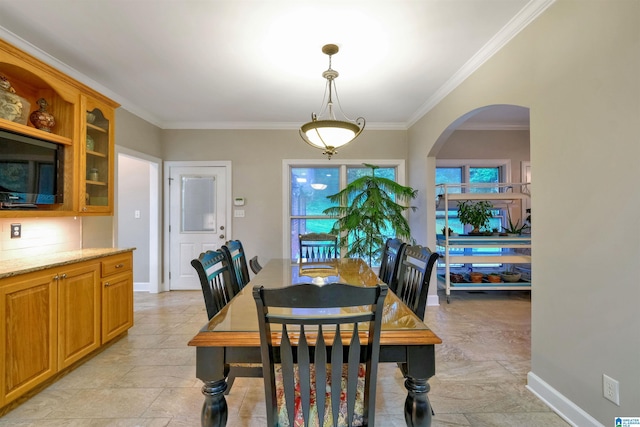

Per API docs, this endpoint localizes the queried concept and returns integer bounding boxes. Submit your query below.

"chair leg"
[225,374,236,395]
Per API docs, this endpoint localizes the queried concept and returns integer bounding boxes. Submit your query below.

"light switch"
[234,209,245,218]
[134,210,141,219]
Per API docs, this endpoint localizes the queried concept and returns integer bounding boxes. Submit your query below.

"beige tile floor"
[0,289,569,426]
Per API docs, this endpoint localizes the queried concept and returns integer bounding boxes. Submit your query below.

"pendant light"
[299,44,365,159]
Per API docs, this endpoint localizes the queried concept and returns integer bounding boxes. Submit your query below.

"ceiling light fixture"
[299,44,365,160]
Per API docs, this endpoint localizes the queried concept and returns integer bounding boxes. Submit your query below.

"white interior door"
[169,165,228,290]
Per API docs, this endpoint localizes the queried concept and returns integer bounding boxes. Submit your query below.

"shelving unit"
[435,183,531,303]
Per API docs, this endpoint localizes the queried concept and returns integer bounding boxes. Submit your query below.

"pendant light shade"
[299,44,365,159]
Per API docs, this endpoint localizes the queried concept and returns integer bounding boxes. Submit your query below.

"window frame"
[282,159,407,260]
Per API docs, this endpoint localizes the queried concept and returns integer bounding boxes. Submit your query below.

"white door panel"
[169,166,228,290]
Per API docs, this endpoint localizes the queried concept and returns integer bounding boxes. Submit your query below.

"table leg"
[196,347,228,427]
[404,376,432,427]
[201,379,228,427]
[403,345,435,427]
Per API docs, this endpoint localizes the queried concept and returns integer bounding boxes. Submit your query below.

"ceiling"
[0,1,547,131]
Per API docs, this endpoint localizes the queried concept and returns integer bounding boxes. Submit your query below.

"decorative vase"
[29,98,55,132]
[86,134,95,151]
[89,168,99,181]
[0,75,30,125]
[86,111,96,124]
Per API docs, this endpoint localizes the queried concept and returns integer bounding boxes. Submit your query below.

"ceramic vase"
[30,98,55,132]
[0,76,30,125]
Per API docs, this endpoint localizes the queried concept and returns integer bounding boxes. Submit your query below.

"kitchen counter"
[0,248,136,279]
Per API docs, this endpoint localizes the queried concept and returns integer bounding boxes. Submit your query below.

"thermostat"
[234,197,245,206]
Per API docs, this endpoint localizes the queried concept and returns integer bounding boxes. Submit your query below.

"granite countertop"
[0,248,136,279]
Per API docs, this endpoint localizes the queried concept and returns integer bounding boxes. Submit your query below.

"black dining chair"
[298,232,339,261]
[395,244,439,322]
[222,240,251,291]
[190,250,237,320]
[191,249,261,394]
[249,255,262,274]
[253,282,388,427]
[378,238,407,292]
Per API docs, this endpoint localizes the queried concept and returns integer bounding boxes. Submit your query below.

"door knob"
[219,234,225,239]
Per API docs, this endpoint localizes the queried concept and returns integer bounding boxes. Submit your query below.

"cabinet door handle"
[115,263,124,268]
[104,282,110,287]
[60,273,67,279]
[53,274,59,281]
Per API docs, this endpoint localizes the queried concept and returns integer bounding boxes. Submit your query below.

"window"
[285,160,404,261]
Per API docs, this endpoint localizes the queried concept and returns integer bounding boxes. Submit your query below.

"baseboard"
[527,371,603,427]
[133,281,150,292]
[427,294,440,306]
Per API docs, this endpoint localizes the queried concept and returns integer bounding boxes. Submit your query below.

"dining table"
[188,257,442,427]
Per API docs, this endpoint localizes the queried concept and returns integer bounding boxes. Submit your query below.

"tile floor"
[0,289,569,426]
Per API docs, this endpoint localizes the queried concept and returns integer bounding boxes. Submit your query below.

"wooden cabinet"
[57,262,101,369]
[81,96,115,214]
[101,253,133,343]
[0,250,133,408]
[0,270,57,406]
[0,38,119,217]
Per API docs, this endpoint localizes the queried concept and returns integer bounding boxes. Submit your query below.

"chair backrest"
[249,256,262,274]
[378,238,407,292]
[253,282,388,427]
[221,240,251,291]
[191,250,237,320]
[298,232,339,261]
[395,245,439,320]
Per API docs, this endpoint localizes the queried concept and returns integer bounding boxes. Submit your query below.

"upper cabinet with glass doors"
[0,38,119,217]
[81,96,116,214]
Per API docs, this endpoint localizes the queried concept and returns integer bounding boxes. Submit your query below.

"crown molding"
[0,26,164,128]
[406,0,555,128]
[162,120,408,131]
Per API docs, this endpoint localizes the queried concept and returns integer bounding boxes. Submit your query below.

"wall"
[0,217,82,260]
[436,129,530,183]
[161,128,408,265]
[408,1,639,424]
[113,109,163,291]
[115,109,163,158]
[117,154,151,284]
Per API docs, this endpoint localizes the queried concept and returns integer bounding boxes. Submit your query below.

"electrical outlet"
[10,223,21,239]
[603,374,620,405]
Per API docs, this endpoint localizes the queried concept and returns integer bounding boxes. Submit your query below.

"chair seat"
[275,364,366,427]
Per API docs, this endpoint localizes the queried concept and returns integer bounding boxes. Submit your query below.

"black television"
[0,130,64,208]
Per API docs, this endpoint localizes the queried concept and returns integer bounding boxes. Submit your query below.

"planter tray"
[438,274,530,287]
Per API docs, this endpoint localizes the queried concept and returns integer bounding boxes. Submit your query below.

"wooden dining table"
[188,258,442,427]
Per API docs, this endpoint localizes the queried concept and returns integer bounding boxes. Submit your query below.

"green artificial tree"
[323,164,417,265]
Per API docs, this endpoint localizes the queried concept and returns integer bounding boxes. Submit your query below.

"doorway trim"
[163,161,232,292]
[115,146,161,293]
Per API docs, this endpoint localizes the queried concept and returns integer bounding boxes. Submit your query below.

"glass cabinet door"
[82,97,114,214]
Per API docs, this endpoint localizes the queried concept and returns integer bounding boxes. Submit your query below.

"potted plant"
[502,209,529,235]
[487,272,502,283]
[457,200,493,234]
[323,164,417,265]
[441,226,455,237]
